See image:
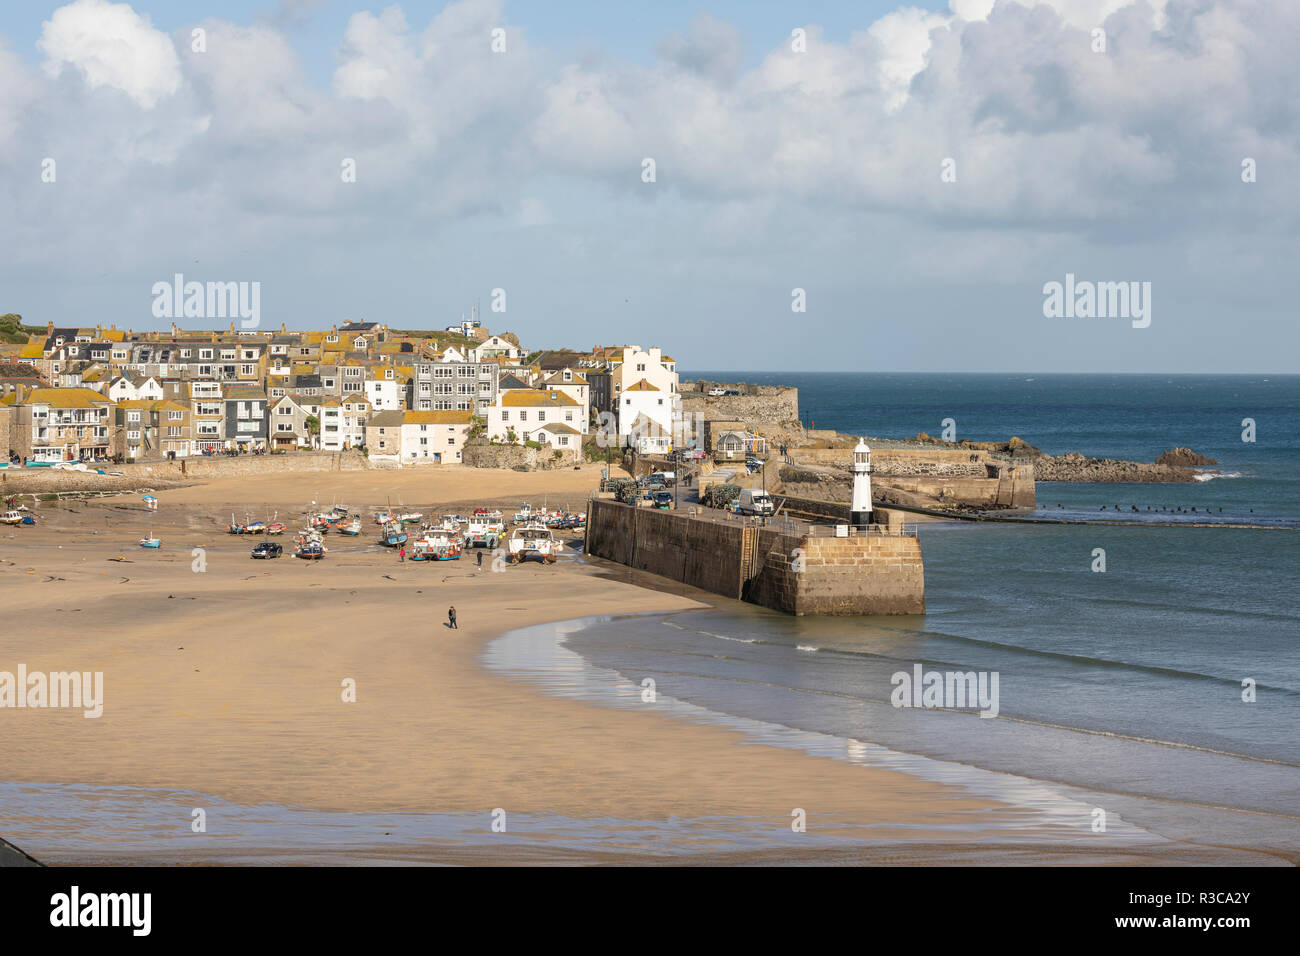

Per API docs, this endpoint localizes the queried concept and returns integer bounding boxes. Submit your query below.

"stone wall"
[462,443,581,470]
[585,498,925,615]
[585,498,747,598]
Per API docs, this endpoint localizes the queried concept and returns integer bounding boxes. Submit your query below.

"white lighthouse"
[850,438,872,527]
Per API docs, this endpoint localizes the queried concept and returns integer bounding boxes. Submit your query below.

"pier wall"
[585,499,924,616]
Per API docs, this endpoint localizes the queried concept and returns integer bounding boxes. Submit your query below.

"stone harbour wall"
[585,498,925,615]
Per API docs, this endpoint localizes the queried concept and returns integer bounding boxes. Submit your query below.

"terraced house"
[319,394,369,451]
[3,386,116,462]
[223,384,268,452]
[190,380,225,453]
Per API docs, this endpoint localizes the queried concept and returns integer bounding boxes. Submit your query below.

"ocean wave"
[796,644,819,652]
[703,631,756,644]
[1194,471,1243,482]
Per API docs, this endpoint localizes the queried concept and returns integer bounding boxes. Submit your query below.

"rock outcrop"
[1032,452,1199,483]
[1155,447,1218,467]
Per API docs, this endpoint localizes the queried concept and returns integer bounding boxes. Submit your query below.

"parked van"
[737,489,775,516]
[648,471,676,486]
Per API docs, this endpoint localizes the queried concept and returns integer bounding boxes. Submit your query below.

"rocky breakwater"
[1034,449,1218,483]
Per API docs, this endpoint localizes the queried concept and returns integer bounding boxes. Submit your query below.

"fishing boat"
[294,540,326,559]
[465,513,505,548]
[336,516,362,536]
[267,522,286,536]
[139,534,161,549]
[512,504,536,523]
[244,520,266,534]
[378,520,407,547]
[372,510,395,525]
[410,528,462,561]
[226,514,246,534]
[294,530,326,559]
[329,504,349,519]
[398,512,423,525]
[473,508,504,520]
[1,510,24,526]
[506,522,559,564]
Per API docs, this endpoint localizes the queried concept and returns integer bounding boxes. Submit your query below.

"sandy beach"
[0,467,1281,864]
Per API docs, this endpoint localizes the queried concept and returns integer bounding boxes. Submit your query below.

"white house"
[617,378,675,448]
[108,375,164,403]
[602,346,678,445]
[363,373,403,411]
[400,409,473,463]
[470,335,523,363]
[319,395,369,451]
[541,368,590,424]
[487,389,585,445]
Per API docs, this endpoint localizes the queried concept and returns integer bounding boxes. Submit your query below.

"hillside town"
[0,317,692,465]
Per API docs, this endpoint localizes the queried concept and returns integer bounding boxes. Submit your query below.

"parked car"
[652,491,674,509]
[707,386,726,397]
[251,541,283,559]
[723,389,741,396]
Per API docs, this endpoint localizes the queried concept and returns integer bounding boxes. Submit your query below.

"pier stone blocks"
[585,499,924,616]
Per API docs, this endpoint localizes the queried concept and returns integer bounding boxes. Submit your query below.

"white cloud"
[38,0,181,109]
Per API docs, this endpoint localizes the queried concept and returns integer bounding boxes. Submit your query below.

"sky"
[0,0,1296,373]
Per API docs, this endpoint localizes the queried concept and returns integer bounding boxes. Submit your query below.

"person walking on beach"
[399,546,406,563]
[476,550,483,569]
[448,606,458,629]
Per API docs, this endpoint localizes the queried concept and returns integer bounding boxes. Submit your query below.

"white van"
[737,489,775,516]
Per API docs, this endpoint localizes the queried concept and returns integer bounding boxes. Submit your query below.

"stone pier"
[584,498,924,616]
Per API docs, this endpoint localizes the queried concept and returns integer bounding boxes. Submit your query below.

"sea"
[491,373,1300,859]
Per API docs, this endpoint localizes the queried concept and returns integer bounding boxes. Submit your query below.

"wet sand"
[0,468,1279,864]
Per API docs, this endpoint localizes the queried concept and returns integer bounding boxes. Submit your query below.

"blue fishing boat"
[379,520,407,547]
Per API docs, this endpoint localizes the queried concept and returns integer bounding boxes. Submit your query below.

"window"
[538,411,546,422]
[559,436,569,447]
[565,410,573,421]
[240,364,254,376]
[127,430,140,440]
[519,410,527,421]
[168,427,182,437]
[169,410,183,421]
[501,411,509,421]
[128,411,141,422]
[200,350,213,360]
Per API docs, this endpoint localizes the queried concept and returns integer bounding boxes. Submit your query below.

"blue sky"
[1,0,1297,372]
